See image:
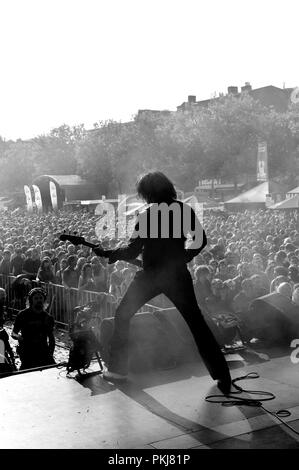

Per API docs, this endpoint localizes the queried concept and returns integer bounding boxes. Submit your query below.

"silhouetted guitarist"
[93,171,231,394]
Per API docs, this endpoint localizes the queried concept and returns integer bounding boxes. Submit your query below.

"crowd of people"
[192,209,299,311]
[0,209,138,304]
[1,206,299,372]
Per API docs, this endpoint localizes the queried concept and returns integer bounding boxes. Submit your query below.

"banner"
[32,184,43,213]
[257,141,268,181]
[23,185,33,212]
[49,181,58,210]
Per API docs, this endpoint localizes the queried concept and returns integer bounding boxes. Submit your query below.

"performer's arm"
[93,221,143,264]
[185,207,207,263]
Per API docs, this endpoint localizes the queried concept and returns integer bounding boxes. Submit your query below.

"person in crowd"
[75,257,88,278]
[11,288,55,370]
[119,267,134,297]
[11,274,34,310]
[225,250,240,266]
[10,247,24,276]
[265,261,276,283]
[202,250,213,265]
[55,258,68,285]
[252,253,265,273]
[210,244,225,260]
[36,258,56,283]
[274,265,289,278]
[109,261,125,294]
[0,299,15,373]
[194,265,212,310]
[270,274,290,293]
[274,250,288,267]
[208,259,218,276]
[53,250,66,275]
[285,243,297,255]
[90,257,109,292]
[289,254,299,266]
[205,279,233,315]
[226,265,238,279]
[216,260,229,281]
[270,266,289,292]
[0,288,6,322]
[66,244,76,256]
[254,268,270,291]
[232,278,254,317]
[109,278,122,301]
[232,262,252,291]
[288,265,299,284]
[78,263,96,291]
[240,246,252,262]
[0,250,11,275]
[276,282,293,300]
[62,255,79,289]
[223,279,237,303]
[292,286,299,305]
[23,248,41,276]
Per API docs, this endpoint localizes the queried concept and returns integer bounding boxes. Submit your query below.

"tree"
[0,140,37,192]
[77,117,162,196]
[76,124,116,196]
[2,92,298,202]
[198,93,268,187]
[154,111,205,190]
[33,124,86,175]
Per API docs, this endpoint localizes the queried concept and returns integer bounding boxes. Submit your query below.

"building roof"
[177,85,295,113]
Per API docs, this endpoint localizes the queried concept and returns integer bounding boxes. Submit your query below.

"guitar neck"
[81,240,97,249]
[81,240,142,268]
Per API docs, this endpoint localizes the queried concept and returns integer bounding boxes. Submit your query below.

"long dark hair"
[81,263,94,283]
[40,257,53,272]
[136,171,177,203]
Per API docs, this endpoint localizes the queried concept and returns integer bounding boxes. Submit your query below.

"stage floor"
[1,348,299,449]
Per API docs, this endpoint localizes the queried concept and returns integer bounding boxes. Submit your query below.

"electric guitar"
[59,232,142,268]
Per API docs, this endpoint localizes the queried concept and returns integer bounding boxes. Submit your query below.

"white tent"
[225,182,269,204]
[269,195,299,210]
[224,181,287,211]
[286,186,299,198]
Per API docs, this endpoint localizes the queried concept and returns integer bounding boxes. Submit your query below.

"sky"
[0,0,298,140]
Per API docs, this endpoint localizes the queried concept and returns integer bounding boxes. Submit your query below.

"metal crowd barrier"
[0,274,116,330]
[0,274,163,330]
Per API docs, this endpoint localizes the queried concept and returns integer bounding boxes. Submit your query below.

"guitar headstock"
[59,231,86,246]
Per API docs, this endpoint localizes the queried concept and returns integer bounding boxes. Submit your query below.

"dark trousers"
[109,266,231,382]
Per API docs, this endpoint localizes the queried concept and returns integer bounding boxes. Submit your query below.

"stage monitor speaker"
[152,308,199,363]
[248,292,299,345]
[99,312,179,373]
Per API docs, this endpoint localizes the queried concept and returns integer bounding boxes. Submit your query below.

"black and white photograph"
[1,0,299,456]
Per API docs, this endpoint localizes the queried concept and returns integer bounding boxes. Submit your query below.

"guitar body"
[59,233,142,268]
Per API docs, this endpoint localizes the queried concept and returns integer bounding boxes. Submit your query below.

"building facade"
[177,83,295,113]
